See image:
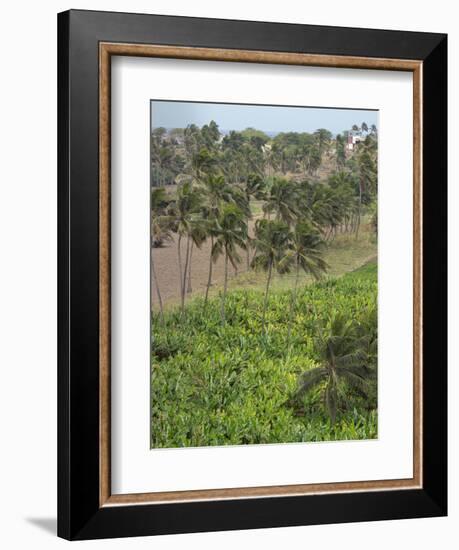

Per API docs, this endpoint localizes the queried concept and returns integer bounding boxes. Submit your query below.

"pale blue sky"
[151,100,378,136]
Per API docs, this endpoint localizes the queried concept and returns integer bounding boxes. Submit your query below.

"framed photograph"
[58,9,447,540]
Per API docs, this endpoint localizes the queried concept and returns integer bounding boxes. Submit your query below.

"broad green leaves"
[151,262,377,448]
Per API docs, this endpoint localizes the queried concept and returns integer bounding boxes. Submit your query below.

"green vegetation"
[151,262,377,447]
[150,117,378,446]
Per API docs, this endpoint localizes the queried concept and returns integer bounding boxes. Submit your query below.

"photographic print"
[150,100,378,449]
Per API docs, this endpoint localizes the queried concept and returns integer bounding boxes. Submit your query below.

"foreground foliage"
[151,262,377,448]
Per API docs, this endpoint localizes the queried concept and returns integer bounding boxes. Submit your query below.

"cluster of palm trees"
[152,164,332,325]
[151,122,377,325]
[351,122,378,136]
[151,121,377,188]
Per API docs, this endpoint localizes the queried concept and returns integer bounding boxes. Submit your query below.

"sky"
[151,100,378,136]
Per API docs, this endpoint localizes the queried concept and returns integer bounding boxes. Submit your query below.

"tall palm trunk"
[262,259,273,333]
[287,261,300,343]
[151,250,164,321]
[246,215,251,271]
[356,181,362,239]
[177,234,183,305]
[187,241,194,293]
[181,235,191,311]
[205,235,214,304]
[221,250,229,324]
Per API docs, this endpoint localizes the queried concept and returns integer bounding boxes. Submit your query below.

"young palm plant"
[294,314,376,424]
[211,204,248,324]
[251,219,292,333]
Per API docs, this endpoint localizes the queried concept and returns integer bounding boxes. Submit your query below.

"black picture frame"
[58,9,447,540]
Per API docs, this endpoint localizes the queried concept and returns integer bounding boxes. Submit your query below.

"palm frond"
[296,367,328,396]
[335,349,368,369]
[338,369,370,399]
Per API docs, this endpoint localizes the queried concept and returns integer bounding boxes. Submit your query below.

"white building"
[346,132,363,151]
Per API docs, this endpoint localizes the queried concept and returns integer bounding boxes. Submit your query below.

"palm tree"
[262,178,298,225]
[335,134,346,169]
[185,222,207,294]
[151,188,173,247]
[211,204,248,323]
[151,188,173,320]
[361,121,368,135]
[327,172,359,234]
[190,147,217,182]
[177,147,216,187]
[294,314,376,424]
[356,149,377,238]
[200,173,241,303]
[306,145,322,176]
[203,217,219,304]
[150,128,171,186]
[314,128,332,158]
[251,219,291,332]
[167,182,203,312]
[308,184,344,239]
[150,249,164,321]
[279,222,328,341]
[241,173,266,269]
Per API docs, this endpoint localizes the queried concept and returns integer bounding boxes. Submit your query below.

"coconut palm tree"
[251,219,292,332]
[167,182,204,312]
[279,222,328,341]
[150,249,166,322]
[308,184,343,238]
[150,188,174,320]
[355,149,377,238]
[177,147,217,188]
[335,134,346,169]
[244,173,266,205]
[241,173,266,269]
[211,204,248,323]
[294,314,376,424]
[185,221,207,294]
[262,177,298,225]
[190,147,217,182]
[314,128,333,158]
[199,173,242,303]
[151,187,173,246]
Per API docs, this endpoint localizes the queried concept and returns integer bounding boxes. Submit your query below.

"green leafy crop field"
[151,261,377,448]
